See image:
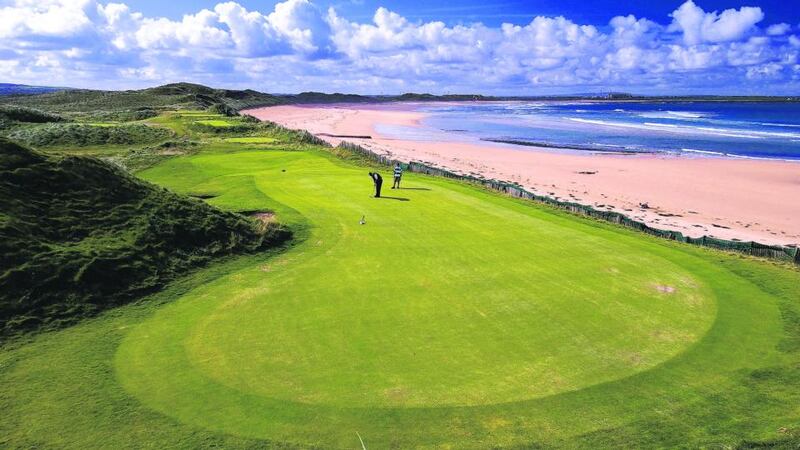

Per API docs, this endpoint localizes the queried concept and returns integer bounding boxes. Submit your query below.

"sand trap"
[250,211,275,225]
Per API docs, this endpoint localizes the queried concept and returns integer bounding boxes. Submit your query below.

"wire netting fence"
[336,140,800,266]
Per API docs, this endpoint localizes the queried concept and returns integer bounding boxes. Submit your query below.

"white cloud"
[609,15,660,47]
[746,62,783,79]
[0,0,797,94]
[214,2,277,56]
[669,0,763,45]
[766,23,791,36]
[266,0,332,55]
[135,10,232,50]
[0,0,95,39]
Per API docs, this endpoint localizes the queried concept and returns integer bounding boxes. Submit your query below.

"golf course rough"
[2,145,799,448]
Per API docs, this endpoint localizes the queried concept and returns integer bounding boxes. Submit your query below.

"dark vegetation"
[207,102,239,116]
[0,139,290,337]
[83,107,160,122]
[285,91,377,103]
[8,123,173,147]
[0,105,65,126]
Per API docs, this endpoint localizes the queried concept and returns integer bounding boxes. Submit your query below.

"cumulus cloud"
[0,0,95,39]
[0,0,797,94]
[669,1,764,46]
[766,23,791,36]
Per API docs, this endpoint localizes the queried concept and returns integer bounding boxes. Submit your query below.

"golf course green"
[2,140,800,448]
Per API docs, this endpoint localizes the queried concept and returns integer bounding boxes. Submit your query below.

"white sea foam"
[638,111,705,120]
[568,117,800,140]
[667,111,705,119]
[644,122,678,128]
[591,142,626,148]
[694,126,800,139]
[759,122,800,128]
[728,154,800,162]
[681,148,799,162]
[682,148,727,156]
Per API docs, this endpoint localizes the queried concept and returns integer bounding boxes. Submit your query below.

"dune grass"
[6,122,173,148]
[0,139,288,336]
[2,140,797,448]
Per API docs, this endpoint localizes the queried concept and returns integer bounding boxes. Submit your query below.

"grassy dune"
[7,122,173,147]
[0,139,288,336]
[2,132,798,447]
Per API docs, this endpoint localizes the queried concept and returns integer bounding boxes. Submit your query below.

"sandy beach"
[247,104,800,247]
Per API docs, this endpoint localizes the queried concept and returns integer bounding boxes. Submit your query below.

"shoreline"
[246,103,800,247]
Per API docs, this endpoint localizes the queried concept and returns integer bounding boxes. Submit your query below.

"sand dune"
[248,103,800,247]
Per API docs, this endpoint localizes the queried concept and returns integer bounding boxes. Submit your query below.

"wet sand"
[247,103,800,247]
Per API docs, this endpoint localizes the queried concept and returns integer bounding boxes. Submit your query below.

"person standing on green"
[369,172,383,198]
[392,163,403,189]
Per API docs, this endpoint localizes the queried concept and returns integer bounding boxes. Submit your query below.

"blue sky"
[1,0,799,94]
[128,0,800,27]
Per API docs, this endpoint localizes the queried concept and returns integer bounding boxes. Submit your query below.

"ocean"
[377,101,800,161]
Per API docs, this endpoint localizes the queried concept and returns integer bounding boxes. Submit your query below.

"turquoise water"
[379,102,800,160]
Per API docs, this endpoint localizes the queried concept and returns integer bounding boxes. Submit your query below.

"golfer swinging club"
[392,163,403,189]
[369,171,383,198]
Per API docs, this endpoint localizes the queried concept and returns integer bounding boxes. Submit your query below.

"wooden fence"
[336,140,800,265]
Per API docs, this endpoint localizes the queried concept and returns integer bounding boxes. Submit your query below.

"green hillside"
[0,83,282,118]
[0,138,289,336]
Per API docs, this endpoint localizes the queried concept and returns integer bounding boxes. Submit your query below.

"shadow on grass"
[398,187,431,191]
[378,196,410,201]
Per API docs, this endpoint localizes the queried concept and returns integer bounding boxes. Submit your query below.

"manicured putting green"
[124,151,713,408]
[109,149,789,446]
[225,136,278,144]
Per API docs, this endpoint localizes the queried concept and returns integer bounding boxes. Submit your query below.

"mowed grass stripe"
[111,149,782,446]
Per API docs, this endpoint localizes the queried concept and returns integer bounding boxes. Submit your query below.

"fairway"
[2,145,799,448]
[225,136,278,144]
[108,148,791,446]
[196,119,238,127]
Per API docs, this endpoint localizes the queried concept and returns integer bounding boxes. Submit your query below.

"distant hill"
[0,83,66,96]
[2,83,798,118]
[286,91,376,104]
[0,82,283,115]
[276,91,800,104]
[0,138,290,336]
